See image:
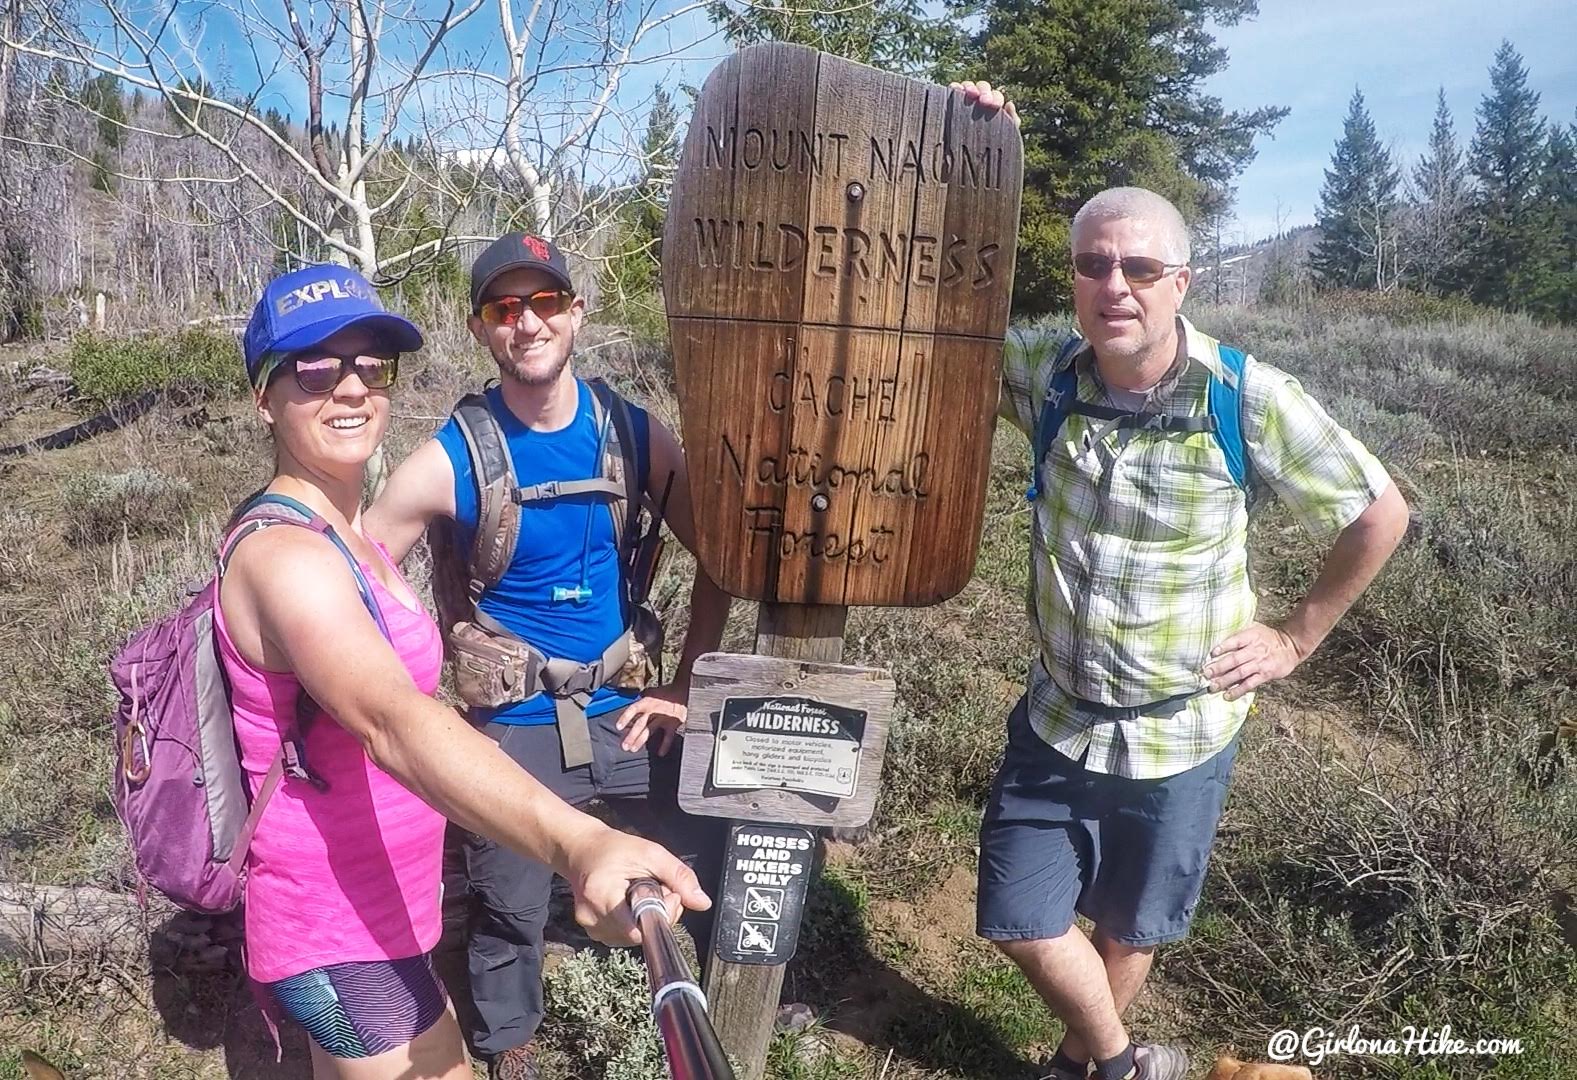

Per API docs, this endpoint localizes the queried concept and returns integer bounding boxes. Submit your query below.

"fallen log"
[0,387,203,458]
[0,882,175,960]
[23,366,71,392]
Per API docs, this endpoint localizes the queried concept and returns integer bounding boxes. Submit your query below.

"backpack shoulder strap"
[212,490,394,858]
[450,392,520,597]
[1208,344,1252,492]
[586,378,645,555]
[1027,336,1085,501]
[587,377,662,616]
[222,491,391,639]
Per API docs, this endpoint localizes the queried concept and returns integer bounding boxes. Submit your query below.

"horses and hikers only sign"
[713,824,816,966]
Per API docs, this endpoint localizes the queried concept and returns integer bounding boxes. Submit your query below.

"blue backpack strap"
[1208,344,1252,492]
[1026,337,1085,501]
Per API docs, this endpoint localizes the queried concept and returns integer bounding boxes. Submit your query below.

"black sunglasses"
[279,351,400,395]
[475,290,576,326]
[1073,253,1187,284]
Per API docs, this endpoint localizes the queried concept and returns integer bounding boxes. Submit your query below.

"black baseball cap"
[470,233,574,310]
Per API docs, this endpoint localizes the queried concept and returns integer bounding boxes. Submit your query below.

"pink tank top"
[215,538,447,983]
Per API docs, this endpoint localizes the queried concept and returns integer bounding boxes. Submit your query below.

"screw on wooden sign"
[664,43,1025,608]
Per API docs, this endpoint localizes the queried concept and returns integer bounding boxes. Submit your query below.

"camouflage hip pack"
[426,378,667,767]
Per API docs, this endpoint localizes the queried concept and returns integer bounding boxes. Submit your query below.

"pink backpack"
[109,493,388,913]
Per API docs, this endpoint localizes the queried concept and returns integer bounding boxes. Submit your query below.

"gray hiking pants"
[462,707,724,1057]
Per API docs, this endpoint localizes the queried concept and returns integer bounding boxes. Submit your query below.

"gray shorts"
[976,696,1239,947]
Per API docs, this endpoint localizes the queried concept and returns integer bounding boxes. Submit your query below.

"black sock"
[1050,1046,1088,1075]
[1093,1044,1137,1080]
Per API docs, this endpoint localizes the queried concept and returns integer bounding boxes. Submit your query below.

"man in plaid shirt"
[957,84,1409,1080]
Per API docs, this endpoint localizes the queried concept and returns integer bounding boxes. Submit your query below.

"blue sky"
[1204,0,1577,242]
[598,1,1577,242]
[186,1,730,190]
[182,1,1576,240]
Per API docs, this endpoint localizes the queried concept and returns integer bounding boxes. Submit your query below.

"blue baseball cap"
[243,265,423,388]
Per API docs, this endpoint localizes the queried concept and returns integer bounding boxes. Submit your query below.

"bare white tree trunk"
[2,0,711,336]
[3,0,489,278]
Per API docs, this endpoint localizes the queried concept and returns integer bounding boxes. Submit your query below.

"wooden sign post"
[664,41,1022,1078]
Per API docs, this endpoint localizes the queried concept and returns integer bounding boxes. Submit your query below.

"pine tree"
[708,0,957,75]
[1466,40,1547,309]
[81,72,126,150]
[263,107,292,143]
[1311,89,1401,290]
[165,75,216,134]
[964,0,1286,313]
[633,86,681,251]
[1408,89,1472,295]
[602,86,684,321]
[1531,117,1577,322]
[706,0,1282,314]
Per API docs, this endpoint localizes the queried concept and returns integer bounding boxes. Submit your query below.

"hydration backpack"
[1027,334,1255,501]
[110,493,389,914]
[424,378,668,768]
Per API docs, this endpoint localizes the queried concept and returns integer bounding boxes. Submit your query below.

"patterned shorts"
[266,951,448,1059]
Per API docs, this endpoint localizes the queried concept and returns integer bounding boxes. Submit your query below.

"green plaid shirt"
[1001,315,1391,779]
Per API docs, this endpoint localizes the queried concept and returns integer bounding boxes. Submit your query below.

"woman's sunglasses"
[281,351,399,395]
[476,289,575,327]
[1073,253,1186,285]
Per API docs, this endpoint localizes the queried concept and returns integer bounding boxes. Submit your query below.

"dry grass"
[1,299,1575,1078]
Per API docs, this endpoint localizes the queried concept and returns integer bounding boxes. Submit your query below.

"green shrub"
[542,949,664,1079]
[1171,703,1577,1077]
[69,327,242,404]
[767,1020,864,1080]
[0,663,119,882]
[60,467,193,546]
[951,959,1059,1050]
[1259,460,1577,706]
[592,287,672,348]
[0,363,19,426]
[0,507,40,588]
[1190,303,1577,457]
[794,864,872,995]
[882,940,1064,1074]
[1312,288,1499,326]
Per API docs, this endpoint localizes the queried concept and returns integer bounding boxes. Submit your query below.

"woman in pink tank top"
[220,266,709,1079]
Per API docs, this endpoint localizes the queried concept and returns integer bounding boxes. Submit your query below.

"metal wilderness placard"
[664,43,1024,607]
[712,695,867,799]
[678,652,896,829]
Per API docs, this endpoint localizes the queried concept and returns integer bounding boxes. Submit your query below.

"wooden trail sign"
[700,604,849,1080]
[668,44,1023,1078]
[664,42,1024,608]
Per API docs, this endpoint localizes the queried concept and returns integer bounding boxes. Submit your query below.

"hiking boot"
[1037,1063,1089,1080]
[1131,1042,1190,1080]
[486,1044,540,1080]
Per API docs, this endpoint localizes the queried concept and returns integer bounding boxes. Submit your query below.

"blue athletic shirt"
[435,379,651,725]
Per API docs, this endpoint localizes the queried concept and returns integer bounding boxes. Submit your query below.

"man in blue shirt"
[367,234,730,1080]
